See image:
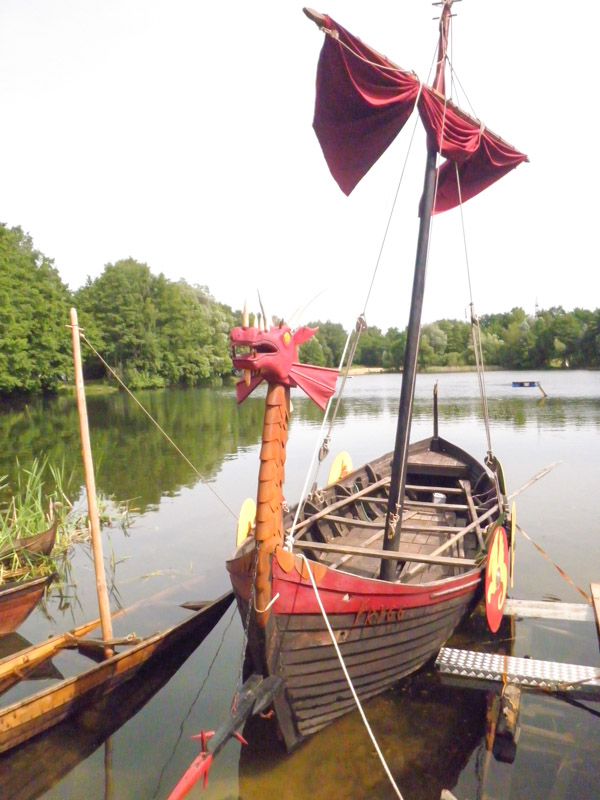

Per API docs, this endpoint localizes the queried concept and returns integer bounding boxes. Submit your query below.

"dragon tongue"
[244,369,252,386]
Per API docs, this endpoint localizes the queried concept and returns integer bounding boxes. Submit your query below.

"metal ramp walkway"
[436,647,600,699]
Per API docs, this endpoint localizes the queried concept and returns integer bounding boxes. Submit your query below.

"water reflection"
[2,373,599,515]
[0,371,599,799]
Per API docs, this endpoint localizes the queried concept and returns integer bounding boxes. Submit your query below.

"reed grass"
[0,457,132,592]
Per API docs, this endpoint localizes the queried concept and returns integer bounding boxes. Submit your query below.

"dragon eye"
[283,331,291,345]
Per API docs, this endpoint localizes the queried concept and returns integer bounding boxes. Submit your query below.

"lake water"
[1,370,599,799]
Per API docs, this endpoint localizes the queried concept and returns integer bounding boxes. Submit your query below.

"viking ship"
[226,1,524,751]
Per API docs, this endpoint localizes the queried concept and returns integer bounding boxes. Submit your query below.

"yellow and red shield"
[485,525,508,633]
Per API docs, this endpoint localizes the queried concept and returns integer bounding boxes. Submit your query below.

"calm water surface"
[0,371,599,799]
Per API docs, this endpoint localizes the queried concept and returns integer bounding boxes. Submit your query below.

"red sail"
[312,16,527,213]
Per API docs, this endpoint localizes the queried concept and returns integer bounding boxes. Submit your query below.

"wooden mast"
[69,307,114,655]
[380,0,453,580]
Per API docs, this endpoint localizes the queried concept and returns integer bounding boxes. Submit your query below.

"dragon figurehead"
[230,322,338,410]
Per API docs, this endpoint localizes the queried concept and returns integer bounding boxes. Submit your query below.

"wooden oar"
[0,617,103,695]
[0,578,221,695]
[404,461,561,578]
[289,475,391,538]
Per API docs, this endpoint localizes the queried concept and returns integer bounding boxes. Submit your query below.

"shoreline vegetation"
[0,456,131,589]
[2,222,600,400]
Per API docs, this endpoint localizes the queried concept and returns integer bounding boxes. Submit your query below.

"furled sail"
[312,16,527,213]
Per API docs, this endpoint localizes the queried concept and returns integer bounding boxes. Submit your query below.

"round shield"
[327,451,353,485]
[485,525,508,633]
[236,497,256,547]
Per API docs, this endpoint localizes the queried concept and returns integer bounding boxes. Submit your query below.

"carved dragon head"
[230,322,338,410]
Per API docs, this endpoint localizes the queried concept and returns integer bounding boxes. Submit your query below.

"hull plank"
[0,590,234,754]
[0,576,55,638]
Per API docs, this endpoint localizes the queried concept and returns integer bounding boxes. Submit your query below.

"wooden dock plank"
[503,599,594,622]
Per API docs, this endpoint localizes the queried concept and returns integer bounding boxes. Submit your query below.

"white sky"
[0,1,597,333]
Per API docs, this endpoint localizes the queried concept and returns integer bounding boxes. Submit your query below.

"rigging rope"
[453,162,494,460]
[446,32,496,467]
[300,555,405,800]
[152,602,239,799]
[80,333,237,519]
[284,54,431,548]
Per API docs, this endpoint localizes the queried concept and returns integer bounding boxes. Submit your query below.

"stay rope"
[447,50,496,464]
[300,555,405,800]
[79,332,237,519]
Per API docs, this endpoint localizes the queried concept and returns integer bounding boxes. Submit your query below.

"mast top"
[433,0,453,95]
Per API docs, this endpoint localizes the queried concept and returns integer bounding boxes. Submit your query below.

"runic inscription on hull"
[353,601,406,626]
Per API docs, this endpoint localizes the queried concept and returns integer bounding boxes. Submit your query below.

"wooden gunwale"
[0,575,55,638]
[0,590,234,754]
[0,617,104,695]
[276,588,472,637]
[0,518,58,562]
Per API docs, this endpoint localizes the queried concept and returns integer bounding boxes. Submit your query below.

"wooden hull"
[0,518,58,563]
[0,575,55,638]
[227,436,498,750]
[0,589,234,754]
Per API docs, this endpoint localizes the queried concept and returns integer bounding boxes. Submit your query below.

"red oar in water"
[167,673,283,799]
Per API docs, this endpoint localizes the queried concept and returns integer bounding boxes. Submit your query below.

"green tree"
[76,261,234,388]
[0,224,72,395]
[383,327,406,371]
[298,335,326,366]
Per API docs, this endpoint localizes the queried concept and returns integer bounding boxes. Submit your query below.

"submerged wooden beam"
[294,539,477,568]
[0,618,103,695]
[504,599,594,622]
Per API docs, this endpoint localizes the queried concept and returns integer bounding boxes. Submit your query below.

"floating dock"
[511,380,547,396]
[435,588,600,700]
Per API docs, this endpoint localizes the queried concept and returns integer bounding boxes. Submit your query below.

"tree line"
[0,224,237,395]
[1,222,599,398]
[301,308,600,371]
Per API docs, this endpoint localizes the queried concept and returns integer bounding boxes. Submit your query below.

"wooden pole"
[380,4,454,580]
[69,308,114,655]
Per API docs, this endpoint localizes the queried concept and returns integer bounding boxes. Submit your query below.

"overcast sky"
[1,1,597,333]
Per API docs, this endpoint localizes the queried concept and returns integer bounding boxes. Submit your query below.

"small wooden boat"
[0,589,234,754]
[225,2,524,753]
[0,310,235,758]
[0,594,232,800]
[0,575,55,638]
[0,517,58,563]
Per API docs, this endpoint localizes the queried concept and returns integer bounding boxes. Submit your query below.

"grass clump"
[0,457,132,592]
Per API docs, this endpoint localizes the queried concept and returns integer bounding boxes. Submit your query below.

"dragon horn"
[241,300,252,385]
[287,288,328,329]
[257,290,268,331]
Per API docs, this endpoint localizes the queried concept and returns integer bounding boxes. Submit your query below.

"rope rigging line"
[446,32,495,463]
[516,523,592,605]
[300,555,405,800]
[79,332,237,520]
[152,601,239,799]
[284,52,437,548]
[320,21,417,77]
[453,160,494,460]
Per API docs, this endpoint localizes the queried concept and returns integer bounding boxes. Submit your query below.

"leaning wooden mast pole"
[380,0,453,580]
[69,307,114,653]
